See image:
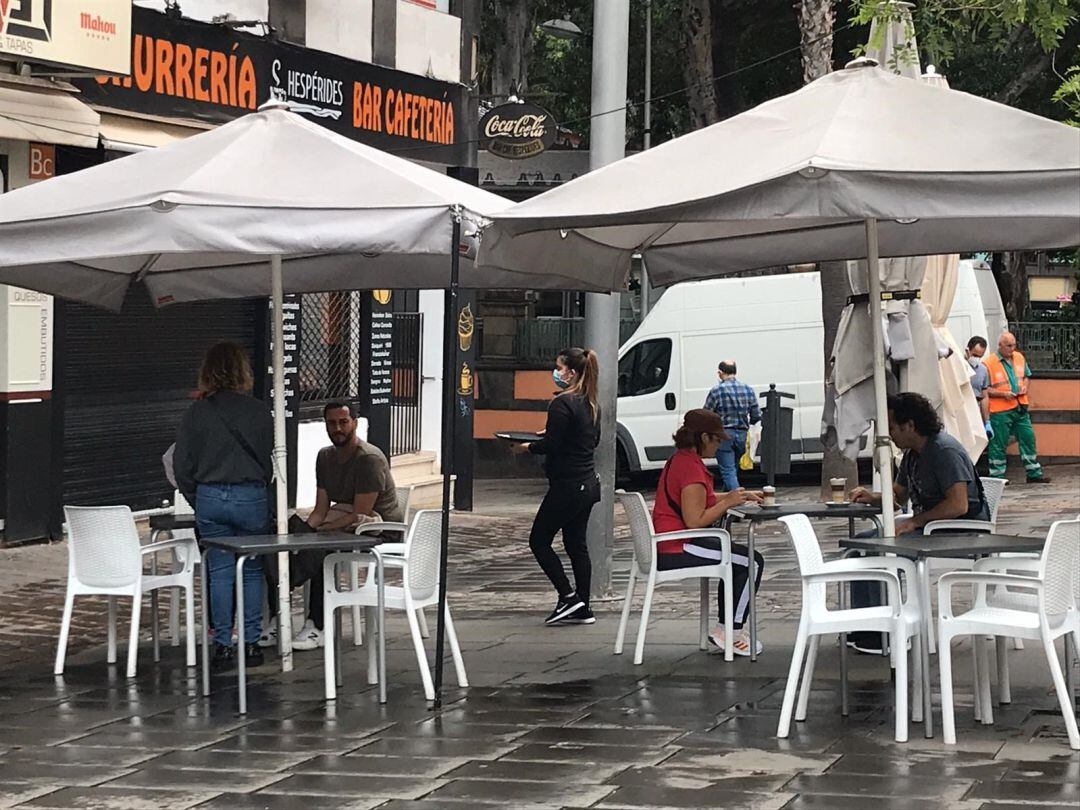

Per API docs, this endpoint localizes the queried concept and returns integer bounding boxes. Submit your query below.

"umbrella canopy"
[0,105,538,310]
[479,61,1080,286]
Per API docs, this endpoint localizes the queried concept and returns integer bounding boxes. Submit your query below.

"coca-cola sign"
[480,102,557,160]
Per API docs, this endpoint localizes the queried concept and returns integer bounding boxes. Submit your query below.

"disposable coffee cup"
[762,486,776,507]
[829,477,847,503]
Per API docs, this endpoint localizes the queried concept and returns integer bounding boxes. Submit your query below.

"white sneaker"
[292,619,324,650]
[258,616,278,648]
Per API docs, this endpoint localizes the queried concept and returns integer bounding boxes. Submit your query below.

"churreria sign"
[74,7,463,164]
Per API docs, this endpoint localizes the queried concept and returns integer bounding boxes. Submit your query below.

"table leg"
[916,559,933,739]
[236,554,248,715]
[334,563,343,689]
[150,555,160,663]
[747,522,757,663]
[839,577,849,717]
[200,557,210,698]
[995,635,1011,705]
[374,549,386,704]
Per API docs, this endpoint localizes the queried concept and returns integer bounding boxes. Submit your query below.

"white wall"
[419,289,445,465]
[306,0,373,62]
[135,0,270,28]
[395,0,460,83]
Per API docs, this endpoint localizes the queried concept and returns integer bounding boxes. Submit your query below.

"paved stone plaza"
[0,467,1077,809]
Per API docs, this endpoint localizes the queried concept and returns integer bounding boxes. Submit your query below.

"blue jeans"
[715,429,747,492]
[196,482,269,648]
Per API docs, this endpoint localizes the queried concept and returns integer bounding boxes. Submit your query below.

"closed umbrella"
[479,61,1080,537]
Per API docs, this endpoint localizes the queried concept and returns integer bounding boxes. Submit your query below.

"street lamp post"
[584,0,630,601]
[640,0,653,318]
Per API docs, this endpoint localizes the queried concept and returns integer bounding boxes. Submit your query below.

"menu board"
[369,311,393,406]
[266,295,300,504]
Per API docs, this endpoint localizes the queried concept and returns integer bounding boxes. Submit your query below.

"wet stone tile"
[780,797,956,810]
[138,749,308,773]
[964,779,1080,805]
[0,762,134,787]
[258,774,441,799]
[100,767,289,792]
[513,725,684,747]
[193,794,382,810]
[783,773,973,802]
[441,758,627,784]
[350,737,517,760]
[497,741,670,765]
[20,786,222,809]
[422,778,614,806]
[595,783,790,809]
[290,754,463,778]
[0,746,157,768]
[207,732,366,754]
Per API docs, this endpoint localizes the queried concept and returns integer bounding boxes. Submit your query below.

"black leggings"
[658,538,764,630]
[529,476,601,603]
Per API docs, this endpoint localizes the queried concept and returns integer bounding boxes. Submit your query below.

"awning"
[98,111,213,153]
[0,78,99,149]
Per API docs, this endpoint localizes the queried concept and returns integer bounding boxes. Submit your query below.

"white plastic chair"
[937,517,1079,750]
[777,514,925,743]
[56,505,200,678]
[325,509,467,702]
[613,490,736,664]
[163,491,197,648]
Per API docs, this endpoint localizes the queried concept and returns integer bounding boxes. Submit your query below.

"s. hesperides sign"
[0,0,131,74]
[480,101,556,160]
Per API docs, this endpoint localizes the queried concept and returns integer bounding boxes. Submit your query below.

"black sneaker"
[1026,475,1052,484]
[245,643,264,668]
[211,644,236,673]
[544,593,584,625]
[561,604,596,625]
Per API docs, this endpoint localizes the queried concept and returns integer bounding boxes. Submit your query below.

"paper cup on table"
[829,478,847,503]
[762,486,776,507]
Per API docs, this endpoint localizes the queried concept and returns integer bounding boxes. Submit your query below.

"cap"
[681,408,728,439]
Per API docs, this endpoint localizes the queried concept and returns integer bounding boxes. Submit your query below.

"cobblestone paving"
[0,466,1077,809]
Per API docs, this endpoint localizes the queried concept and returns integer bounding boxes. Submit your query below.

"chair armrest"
[819,555,918,582]
[355,522,408,536]
[805,569,902,607]
[924,520,994,535]
[653,528,730,543]
[972,556,1040,573]
[372,542,406,557]
[937,571,1043,619]
[142,538,198,557]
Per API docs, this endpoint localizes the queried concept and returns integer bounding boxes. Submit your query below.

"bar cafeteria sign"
[480,102,556,160]
[0,0,130,74]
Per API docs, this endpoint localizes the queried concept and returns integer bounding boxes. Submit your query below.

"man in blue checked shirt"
[703,360,761,491]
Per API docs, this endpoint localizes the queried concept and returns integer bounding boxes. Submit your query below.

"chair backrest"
[404,509,443,601]
[395,484,414,523]
[615,490,655,575]
[173,490,194,516]
[64,505,143,589]
[777,514,825,575]
[1040,517,1080,620]
[980,477,1007,525]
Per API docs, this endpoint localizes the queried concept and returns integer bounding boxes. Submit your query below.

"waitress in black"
[512,347,602,625]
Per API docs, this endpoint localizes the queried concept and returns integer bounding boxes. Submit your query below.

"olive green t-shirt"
[315,440,401,522]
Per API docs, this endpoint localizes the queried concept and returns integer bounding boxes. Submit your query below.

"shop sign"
[72,7,466,164]
[28,142,54,180]
[0,0,130,74]
[479,101,556,160]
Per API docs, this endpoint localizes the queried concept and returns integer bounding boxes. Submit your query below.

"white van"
[615,261,1000,475]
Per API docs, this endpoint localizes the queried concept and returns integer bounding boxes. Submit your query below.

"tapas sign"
[480,102,556,160]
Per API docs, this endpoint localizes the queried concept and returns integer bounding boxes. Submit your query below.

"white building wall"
[134,0,270,27]
[395,1,461,83]
[306,0,373,62]
[419,289,445,465]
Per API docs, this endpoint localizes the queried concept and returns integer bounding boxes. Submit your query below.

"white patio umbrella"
[479,60,1080,536]
[0,103,522,699]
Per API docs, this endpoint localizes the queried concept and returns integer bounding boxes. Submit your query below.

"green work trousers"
[988,407,1043,479]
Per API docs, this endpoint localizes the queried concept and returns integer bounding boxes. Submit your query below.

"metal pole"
[433,212,461,708]
[584,0,631,601]
[271,255,293,671]
[865,220,897,537]
[639,0,652,320]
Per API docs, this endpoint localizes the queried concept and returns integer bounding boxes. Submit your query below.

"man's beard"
[330,432,352,447]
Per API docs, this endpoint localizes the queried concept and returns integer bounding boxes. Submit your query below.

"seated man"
[263,401,403,651]
[846,391,989,652]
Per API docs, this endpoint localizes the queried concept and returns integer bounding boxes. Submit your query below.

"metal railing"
[513,317,641,360]
[391,312,423,456]
[1009,321,1080,374]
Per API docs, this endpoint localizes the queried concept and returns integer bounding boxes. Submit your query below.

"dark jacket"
[174,390,273,503]
[528,391,600,482]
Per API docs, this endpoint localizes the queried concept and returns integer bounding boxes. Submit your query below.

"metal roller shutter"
[58,287,261,510]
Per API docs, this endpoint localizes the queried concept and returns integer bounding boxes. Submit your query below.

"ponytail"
[557,347,600,423]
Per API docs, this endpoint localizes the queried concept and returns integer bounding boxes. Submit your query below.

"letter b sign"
[29,143,55,181]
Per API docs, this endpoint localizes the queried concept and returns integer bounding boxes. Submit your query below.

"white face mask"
[968,356,981,369]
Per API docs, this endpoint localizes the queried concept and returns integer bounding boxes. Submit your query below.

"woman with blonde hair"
[174,342,273,672]
[512,347,602,625]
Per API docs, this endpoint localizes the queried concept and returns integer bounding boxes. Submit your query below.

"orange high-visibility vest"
[983,351,1029,413]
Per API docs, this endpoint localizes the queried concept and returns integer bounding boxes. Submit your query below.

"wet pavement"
[0,466,1077,808]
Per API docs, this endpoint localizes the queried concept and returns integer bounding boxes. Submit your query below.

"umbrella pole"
[433,214,461,709]
[271,254,293,671]
[865,219,897,537]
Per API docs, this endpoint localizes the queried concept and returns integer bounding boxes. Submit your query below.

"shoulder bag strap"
[660,456,685,523]
[205,395,272,483]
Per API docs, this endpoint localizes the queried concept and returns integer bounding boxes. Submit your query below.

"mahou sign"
[73,7,466,164]
[480,102,556,160]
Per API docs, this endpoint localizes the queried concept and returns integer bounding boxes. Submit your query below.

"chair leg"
[126,592,142,679]
[920,562,936,654]
[972,639,983,723]
[995,635,1011,705]
[976,635,994,725]
[365,606,378,685]
[723,570,734,663]
[406,603,435,701]
[170,586,181,647]
[350,561,362,647]
[777,624,808,738]
[795,634,819,722]
[893,626,908,743]
[633,576,656,666]
[698,579,709,651]
[1043,634,1080,751]
[417,608,430,639]
[614,567,636,655]
[107,596,118,664]
[939,629,957,745]
[444,605,468,688]
[911,631,924,724]
[324,602,337,701]
[1012,637,1024,651]
[54,590,75,675]
[184,581,196,667]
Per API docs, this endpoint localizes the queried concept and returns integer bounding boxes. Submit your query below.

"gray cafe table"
[198,533,386,714]
[725,501,885,663]
[839,531,1048,739]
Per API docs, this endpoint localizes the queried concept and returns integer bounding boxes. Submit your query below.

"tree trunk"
[819,261,859,496]
[491,0,537,99]
[796,0,835,84]
[991,251,1031,324]
[682,0,720,127]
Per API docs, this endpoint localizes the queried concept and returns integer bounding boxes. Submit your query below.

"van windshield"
[618,338,672,397]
